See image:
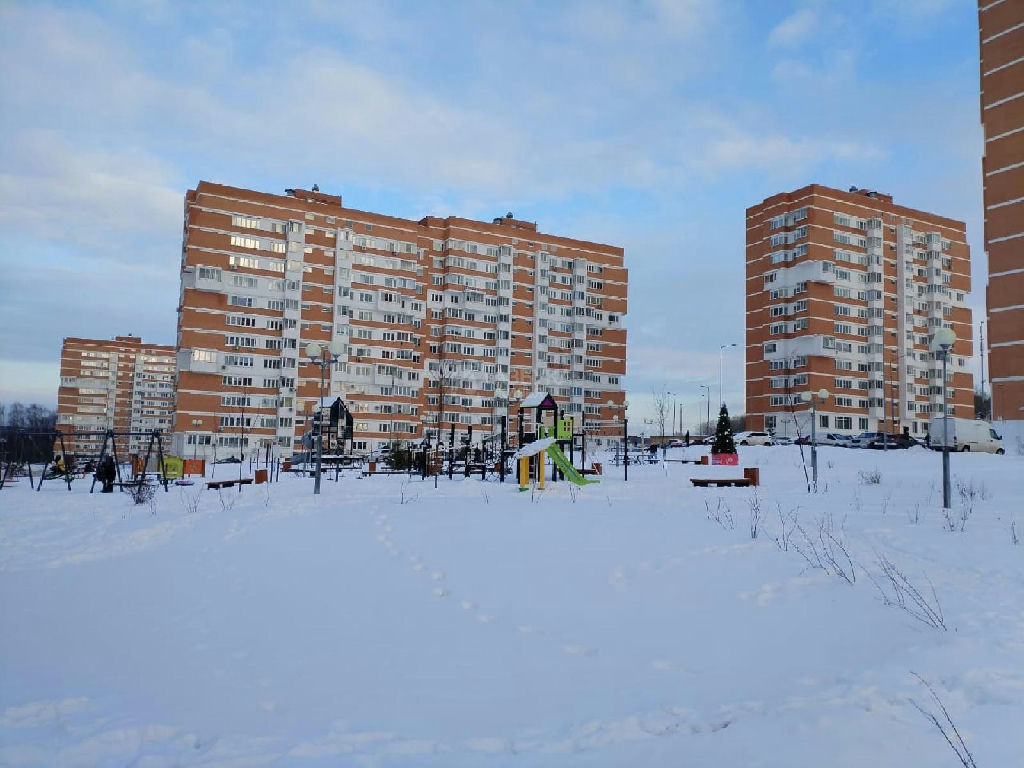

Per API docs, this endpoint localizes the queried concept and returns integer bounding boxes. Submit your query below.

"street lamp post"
[930,328,956,510]
[800,388,830,492]
[607,400,627,481]
[191,419,202,460]
[699,385,710,438]
[305,341,344,495]
[719,343,737,406]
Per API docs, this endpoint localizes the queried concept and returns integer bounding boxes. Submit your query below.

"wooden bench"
[690,468,759,488]
[206,478,254,490]
[690,477,753,488]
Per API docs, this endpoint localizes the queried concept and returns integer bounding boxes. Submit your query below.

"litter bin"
[255,468,268,484]
[743,467,760,486]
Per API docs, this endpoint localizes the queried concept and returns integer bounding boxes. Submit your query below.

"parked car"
[927,417,1005,454]
[773,436,794,446]
[794,433,850,447]
[864,433,915,450]
[734,431,774,446]
[667,439,684,448]
[821,432,853,447]
[848,431,880,449]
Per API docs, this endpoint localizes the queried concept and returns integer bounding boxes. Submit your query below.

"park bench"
[689,468,760,489]
[206,478,253,490]
[690,477,752,488]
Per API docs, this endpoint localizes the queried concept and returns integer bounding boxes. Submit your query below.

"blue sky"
[0,0,984,430]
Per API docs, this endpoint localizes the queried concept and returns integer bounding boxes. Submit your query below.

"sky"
[0,0,985,430]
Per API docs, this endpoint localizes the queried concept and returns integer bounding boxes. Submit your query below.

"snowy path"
[1,447,1022,766]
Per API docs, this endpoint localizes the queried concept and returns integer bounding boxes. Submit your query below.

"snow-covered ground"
[1,445,1022,767]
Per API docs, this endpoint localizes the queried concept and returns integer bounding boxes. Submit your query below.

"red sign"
[711,452,739,466]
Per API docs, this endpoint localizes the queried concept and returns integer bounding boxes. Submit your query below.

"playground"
[0,392,742,500]
[2,443,1022,767]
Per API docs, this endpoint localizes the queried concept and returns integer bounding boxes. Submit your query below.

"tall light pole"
[719,343,738,406]
[930,328,956,510]
[305,341,344,495]
[699,385,710,437]
[191,419,202,460]
[800,389,829,492]
[607,399,627,481]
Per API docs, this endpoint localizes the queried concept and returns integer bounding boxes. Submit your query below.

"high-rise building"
[56,335,176,454]
[173,182,628,459]
[746,185,974,439]
[979,0,1024,424]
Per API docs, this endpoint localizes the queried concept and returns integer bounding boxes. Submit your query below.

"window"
[233,215,261,229]
[819,414,829,428]
[835,416,852,429]
[230,235,260,250]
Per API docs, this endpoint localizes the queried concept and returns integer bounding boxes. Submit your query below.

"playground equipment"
[0,428,170,493]
[515,438,600,491]
[334,391,598,489]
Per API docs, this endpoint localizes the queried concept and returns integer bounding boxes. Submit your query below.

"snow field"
[1,445,1022,767]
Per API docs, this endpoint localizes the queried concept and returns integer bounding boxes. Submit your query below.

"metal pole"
[500,415,506,483]
[810,400,818,492]
[623,416,628,482]
[314,357,325,495]
[882,350,889,453]
[719,348,724,406]
[942,352,951,510]
[980,321,987,419]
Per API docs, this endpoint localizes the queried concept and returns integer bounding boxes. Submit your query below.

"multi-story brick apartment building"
[56,335,176,455]
[172,182,627,460]
[979,0,1024,424]
[746,185,974,439]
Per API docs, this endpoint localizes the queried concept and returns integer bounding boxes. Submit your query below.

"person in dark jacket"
[97,456,116,493]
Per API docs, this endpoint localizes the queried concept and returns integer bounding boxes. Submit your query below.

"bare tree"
[652,387,671,458]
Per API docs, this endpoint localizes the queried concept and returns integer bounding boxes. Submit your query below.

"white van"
[928,418,1005,454]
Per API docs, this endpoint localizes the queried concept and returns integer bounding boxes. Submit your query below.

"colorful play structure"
[512,392,600,490]
[354,390,601,489]
[514,437,599,491]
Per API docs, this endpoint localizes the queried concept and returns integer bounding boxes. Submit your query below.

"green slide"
[546,444,600,486]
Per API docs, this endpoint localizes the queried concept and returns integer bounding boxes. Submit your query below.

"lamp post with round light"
[800,388,830,492]
[930,328,956,510]
[305,341,344,495]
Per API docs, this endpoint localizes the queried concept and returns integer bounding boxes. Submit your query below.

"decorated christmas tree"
[711,403,736,455]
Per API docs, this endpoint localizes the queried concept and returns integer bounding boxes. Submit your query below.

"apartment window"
[232,215,261,229]
[231,235,260,250]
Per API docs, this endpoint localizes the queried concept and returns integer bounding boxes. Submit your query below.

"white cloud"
[0,133,181,257]
[767,7,819,49]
